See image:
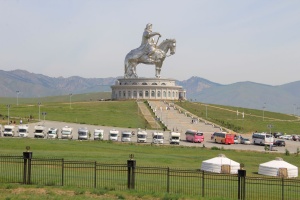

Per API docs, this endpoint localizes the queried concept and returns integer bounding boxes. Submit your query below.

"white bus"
[252,132,274,145]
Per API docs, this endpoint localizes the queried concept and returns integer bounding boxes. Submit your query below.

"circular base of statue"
[111,77,186,100]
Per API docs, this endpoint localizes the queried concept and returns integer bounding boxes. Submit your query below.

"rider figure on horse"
[141,23,161,62]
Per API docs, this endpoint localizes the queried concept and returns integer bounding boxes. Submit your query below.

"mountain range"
[1,69,299,115]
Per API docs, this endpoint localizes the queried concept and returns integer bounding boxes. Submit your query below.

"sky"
[0,0,300,85]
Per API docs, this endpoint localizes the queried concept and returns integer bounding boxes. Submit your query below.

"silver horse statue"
[124,23,176,78]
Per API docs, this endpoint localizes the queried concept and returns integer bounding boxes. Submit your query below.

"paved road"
[1,120,299,154]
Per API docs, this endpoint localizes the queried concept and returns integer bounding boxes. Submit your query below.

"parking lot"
[1,120,300,154]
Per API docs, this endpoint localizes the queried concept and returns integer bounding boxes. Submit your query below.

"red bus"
[212,132,234,145]
[185,129,204,143]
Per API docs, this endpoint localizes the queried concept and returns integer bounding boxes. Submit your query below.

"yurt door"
[221,165,231,174]
[278,168,288,178]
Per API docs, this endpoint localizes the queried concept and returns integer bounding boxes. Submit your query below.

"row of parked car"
[273,132,300,141]
[0,124,104,140]
[0,124,150,143]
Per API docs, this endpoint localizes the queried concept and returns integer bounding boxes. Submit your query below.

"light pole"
[7,104,10,124]
[38,102,41,121]
[262,103,266,121]
[205,104,208,118]
[42,112,47,123]
[16,91,20,106]
[69,93,72,109]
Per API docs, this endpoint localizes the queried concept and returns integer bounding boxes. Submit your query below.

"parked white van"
[78,127,90,140]
[61,126,73,139]
[3,125,15,137]
[121,131,132,142]
[34,125,46,138]
[152,132,164,144]
[169,132,180,144]
[18,125,29,137]
[94,129,104,140]
[47,128,59,139]
[137,130,147,143]
[109,129,119,141]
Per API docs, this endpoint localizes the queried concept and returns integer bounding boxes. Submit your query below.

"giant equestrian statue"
[124,23,176,79]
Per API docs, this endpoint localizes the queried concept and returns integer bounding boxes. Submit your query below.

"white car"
[279,135,291,140]
[241,138,251,145]
[47,128,59,139]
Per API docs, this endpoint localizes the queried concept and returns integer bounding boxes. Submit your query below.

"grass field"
[1,138,299,176]
[0,100,147,129]
[176,101,300,134]
[1,138,299,200]
[1,93,300,199]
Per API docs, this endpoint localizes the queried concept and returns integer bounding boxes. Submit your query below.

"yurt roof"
[260,157,297,169]
[202,154,240,166]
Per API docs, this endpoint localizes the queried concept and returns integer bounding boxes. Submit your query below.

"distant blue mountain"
[1,69,299,114]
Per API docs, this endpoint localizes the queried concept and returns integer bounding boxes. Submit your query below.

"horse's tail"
[124,56,129,77]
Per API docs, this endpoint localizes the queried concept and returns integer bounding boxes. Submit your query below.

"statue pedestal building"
[111,78,186,100]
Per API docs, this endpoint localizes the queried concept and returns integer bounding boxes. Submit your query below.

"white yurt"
[258,157,298,178]
[201,154,240,174]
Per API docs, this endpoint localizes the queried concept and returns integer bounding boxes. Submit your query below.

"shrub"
[285,149,290,156]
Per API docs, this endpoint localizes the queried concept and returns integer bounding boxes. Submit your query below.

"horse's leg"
[155,63,162,78]
[130,62,138,78]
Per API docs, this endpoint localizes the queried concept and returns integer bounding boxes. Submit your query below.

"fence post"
[202,170,205,197]
[94,161,97,188]
[167,167,170,193]
[238,169,246,200]
[62,159,64,186]
[282,178,284,200]
[23,149,32,185]
[127,156,136,189]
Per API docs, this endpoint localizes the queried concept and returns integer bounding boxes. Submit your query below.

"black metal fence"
[0,153,299,200]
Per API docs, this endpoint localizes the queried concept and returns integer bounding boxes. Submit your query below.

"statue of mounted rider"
[124,23,176,79]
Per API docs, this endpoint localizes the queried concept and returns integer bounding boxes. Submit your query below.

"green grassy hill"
[177,101,300,134]
[1,93,300,134]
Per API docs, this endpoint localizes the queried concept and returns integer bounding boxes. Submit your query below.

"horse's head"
[169,39,176,55]
[158,39,176,55]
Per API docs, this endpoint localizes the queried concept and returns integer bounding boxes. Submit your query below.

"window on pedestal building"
[151,91,155,97]
[133,91,137,97]
[132,82,137,85]
[163,91,166,97]
[145,91,149,97]
[152,83,157,85]
[119,91,121,97]
[123,91,126,97]
[157,91,161,97]
[139,91,143,97]
[142,82,148,85]
[128,91,131,98]
[168,91,171,97]
[172,91,175,98]
[161,83,166,85]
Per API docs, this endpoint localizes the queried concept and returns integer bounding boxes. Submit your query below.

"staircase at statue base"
[147,101,221,134]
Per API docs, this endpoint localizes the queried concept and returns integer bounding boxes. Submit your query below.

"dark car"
[273,132,283,138]
[273,140,286,147]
